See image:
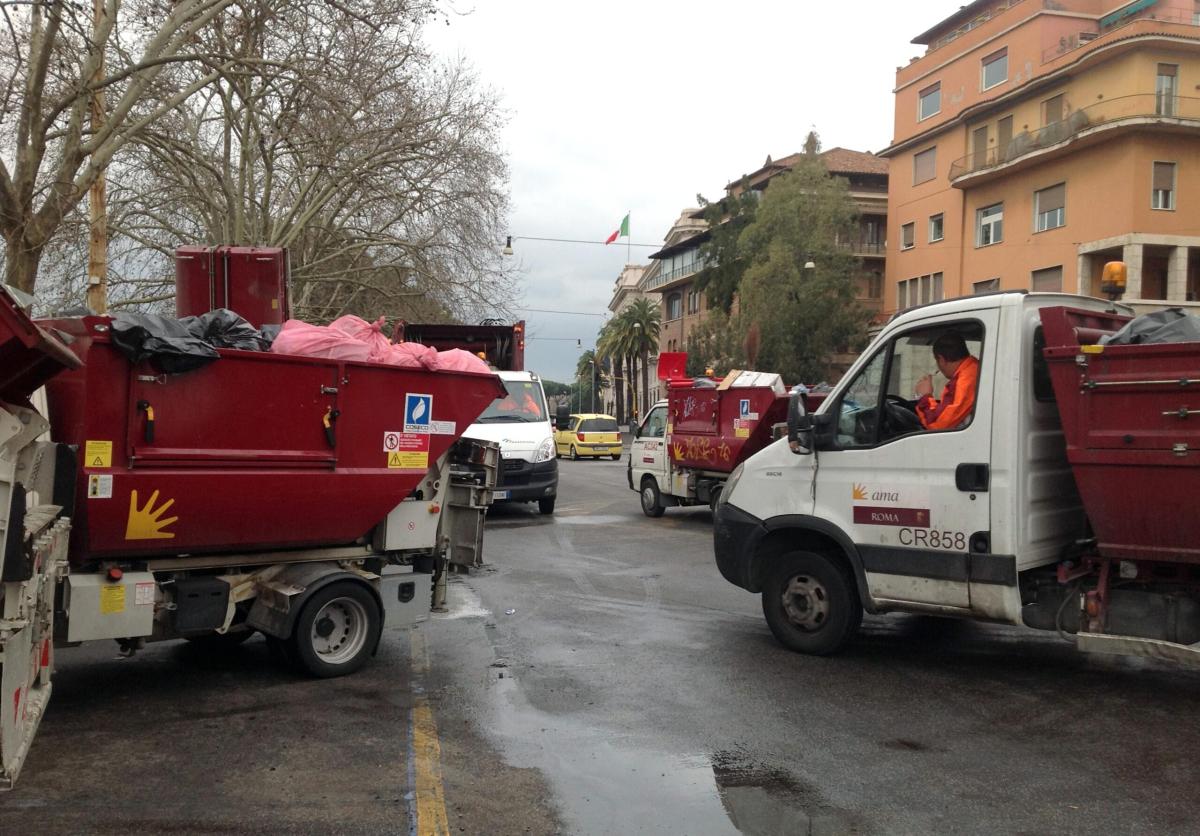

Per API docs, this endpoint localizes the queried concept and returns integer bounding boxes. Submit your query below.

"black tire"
[184,629,254,651]
[640,477,665,518]
[761,550,861,655]
[708,486,722,514]
[538,496,556,515]
[611,454,621,461]
[570,445,580,461]
[289,581,382,678]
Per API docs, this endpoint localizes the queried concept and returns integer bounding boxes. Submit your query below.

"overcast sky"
[427,1,944,384]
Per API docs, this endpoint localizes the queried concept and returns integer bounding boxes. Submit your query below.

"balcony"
[1042,9,1195,64]
[949,94,1200,185]
[643,258,708,292]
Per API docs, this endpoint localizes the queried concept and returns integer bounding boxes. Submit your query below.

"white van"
[464,370,557,514]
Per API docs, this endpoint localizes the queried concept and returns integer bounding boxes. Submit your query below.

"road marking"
[409,629,450,836]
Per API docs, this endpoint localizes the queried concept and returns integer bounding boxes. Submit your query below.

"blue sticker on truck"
[405,393,432,433]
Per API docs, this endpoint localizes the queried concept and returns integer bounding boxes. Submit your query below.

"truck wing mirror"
[812,412,837,450]
[634,424,642,438]
[786,392,812,454]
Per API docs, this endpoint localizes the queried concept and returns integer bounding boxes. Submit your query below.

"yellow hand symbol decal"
[125,489,178,540]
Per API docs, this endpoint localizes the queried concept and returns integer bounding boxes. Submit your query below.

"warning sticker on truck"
[85,440,113,469]
[87,474,113,499]
[386,433,430,469]
[100,585,126,614]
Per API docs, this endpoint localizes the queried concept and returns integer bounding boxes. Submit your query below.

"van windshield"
[477,381,547,423]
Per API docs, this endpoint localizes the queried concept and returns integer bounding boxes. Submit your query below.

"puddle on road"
[552,514,626,526]
[482,675,855,835]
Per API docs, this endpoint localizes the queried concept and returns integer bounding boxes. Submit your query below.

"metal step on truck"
[715,270,1200,666]
[0,253,502,788]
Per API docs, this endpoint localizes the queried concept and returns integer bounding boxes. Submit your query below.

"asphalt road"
[3,456,1199,834]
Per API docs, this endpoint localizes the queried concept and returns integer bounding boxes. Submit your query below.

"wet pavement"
[3,457,1199,834]
[425,458,1200,835]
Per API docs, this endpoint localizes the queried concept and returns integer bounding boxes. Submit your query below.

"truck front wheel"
[761,551,861,655]
[640,477,665,518]
[290,582,382,678]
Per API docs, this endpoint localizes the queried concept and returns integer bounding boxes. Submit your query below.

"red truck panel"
[39,315,504,565]
[175,246,290,327]
[1040,306,1200,564]
[0,286,80,404]
[667,377,788,473]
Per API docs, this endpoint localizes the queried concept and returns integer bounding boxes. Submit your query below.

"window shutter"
[1038,183,1065,213]
[1158,64,1177,77]
[913,148,936,183]
[1153,162,1175,191]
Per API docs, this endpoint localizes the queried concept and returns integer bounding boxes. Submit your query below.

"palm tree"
[596,321,625,424]
[599,313,638,424]
[624,298,662,417]
[574,349,604,413]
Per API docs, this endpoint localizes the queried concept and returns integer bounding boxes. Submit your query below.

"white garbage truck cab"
[714,291,1168,657]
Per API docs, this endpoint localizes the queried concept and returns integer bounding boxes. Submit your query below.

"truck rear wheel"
[290,581,382,678]
[640,477,665,518]
[762,551,861,655]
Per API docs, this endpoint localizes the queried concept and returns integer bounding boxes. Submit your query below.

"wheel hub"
[781,574,829,631]
[309,596,369,664]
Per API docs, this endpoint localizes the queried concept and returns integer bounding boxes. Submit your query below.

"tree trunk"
[612,358,625,425]
[640,350,650,415]
[3,231,44,295]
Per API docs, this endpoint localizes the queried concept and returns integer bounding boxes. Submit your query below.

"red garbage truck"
[628,364,795,517]
[0,266,503,786]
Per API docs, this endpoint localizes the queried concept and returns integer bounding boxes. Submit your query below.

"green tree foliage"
[686,149,868,384]
[694,185,757,314]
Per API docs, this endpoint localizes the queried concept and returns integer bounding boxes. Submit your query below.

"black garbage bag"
[1101,308,1200,345]
[110,312,219,373]
[194,308,271,351]
[258,322,283,348]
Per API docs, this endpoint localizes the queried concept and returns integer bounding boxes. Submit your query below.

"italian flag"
[605,213,629,245]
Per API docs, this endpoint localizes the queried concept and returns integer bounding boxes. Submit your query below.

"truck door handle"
[956,463,989,492]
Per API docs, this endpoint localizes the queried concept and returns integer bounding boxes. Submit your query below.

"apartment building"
[641,147,890,363]
[882,0,1200,313]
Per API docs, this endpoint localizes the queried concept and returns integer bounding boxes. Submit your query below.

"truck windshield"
[477,381,547,423]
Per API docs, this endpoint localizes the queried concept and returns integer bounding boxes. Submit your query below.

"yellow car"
[554,413,623,460]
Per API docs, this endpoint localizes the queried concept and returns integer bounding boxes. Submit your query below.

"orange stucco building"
[882,0,1200,313]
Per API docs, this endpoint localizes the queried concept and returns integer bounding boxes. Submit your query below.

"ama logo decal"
[405,393,432,433]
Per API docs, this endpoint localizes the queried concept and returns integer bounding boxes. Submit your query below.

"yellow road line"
[410,630,450,836]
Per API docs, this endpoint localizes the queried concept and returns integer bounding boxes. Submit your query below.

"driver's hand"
[914,375,933,398]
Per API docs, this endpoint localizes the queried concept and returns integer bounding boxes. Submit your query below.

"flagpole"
[626,210,631,263]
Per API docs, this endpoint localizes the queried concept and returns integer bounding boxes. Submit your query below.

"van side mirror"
[812,412,837,450]
[786,392,811,454]
[634,424,642,439]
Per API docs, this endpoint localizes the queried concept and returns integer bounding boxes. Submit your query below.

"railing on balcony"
[643,257,709,291]
[949,94,1200,180]
[1042,9,1196,64]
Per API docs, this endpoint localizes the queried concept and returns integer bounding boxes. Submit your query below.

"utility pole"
[85,0,108,313]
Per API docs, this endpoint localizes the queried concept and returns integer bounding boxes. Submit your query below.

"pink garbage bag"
[329,315,393,363]
[430,348,491,374]
[387,341,439,369]
[271,319,371,362]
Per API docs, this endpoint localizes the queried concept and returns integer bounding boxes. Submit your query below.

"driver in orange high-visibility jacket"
[914,332,980,431]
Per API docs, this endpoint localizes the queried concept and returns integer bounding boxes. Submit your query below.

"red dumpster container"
[667,371,789,473]
[1040,305,1200,564]
[39,314,504,565]
[175,246,290,327]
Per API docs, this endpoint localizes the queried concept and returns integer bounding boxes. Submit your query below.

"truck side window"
[1032,326,1056,403]
[836,349,888,447]
[642,407,666,438]
[884,322,984,435]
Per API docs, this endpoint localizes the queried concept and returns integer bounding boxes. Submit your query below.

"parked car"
[554,413,622,460]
